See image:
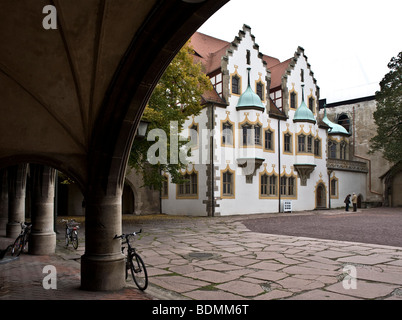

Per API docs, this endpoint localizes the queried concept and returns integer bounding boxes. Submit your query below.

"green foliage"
[370,51,402,163]
[128,41,212,190]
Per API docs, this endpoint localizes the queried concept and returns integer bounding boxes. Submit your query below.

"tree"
[370,51,402,163]
[128,41,212,190]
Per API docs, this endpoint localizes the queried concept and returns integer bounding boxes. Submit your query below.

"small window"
[329,141,337,159]
[290,92,297,109]
[222,171,233,197]
[256,82,264,101]
[308,97,315,113]
[269,176,277,195]
[284,133,292,153]
[288,177,295,196]
[340,141,348,160]
[246,50,251,65]
[241,123,262,147]
[254,125,261,146]
[222,122,233,146]
[298,134,306,153]
[242,124,252,146]
[307,135,313,153]
[331,178,337,196]
[314,138,321,157]
[260,174,277,197]
[264,129,273,151]
[232,75,240,95]
[177,172,198,198]
[280,176,287,195]
[280,176,296,197]
[300,69,304,83]
[189,123,198,148]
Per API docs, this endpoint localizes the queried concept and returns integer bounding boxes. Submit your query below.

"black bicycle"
[61,219,79,250]
[11,222,32,256]
[114,230,148,291]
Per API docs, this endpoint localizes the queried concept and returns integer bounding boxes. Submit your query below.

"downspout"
[209,103,215,217]
[278,119,281,213]
[352,106,382,197]
[328,170,332,209]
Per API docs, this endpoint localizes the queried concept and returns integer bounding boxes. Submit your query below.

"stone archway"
[0,0,230,291]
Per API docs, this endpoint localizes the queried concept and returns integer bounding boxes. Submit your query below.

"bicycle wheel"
[11,236,23,256]
[71,231,79,249]
[22,233,29,253]
[130,252,148,291]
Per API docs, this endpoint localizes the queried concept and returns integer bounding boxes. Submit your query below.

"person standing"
[351,193,357,212]
[344,194,351,211]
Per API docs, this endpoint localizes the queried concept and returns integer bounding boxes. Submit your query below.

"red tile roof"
[190,31,288,89]
[269,58,292,89]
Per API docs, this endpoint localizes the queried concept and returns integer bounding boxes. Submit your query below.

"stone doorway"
[316,183,327,209]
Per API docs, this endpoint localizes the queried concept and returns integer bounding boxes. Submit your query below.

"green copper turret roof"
[293,85,316,124]
[236,68,265,111]
[322,105,350,136]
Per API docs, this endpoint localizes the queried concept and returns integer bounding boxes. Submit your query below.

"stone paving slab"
[128,208,402,300]
[1,207,402,300]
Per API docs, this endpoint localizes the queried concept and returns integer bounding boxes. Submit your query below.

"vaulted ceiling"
[0,0,229,192]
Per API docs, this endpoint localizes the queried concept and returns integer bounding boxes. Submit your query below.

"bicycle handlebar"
[113,229,142,240]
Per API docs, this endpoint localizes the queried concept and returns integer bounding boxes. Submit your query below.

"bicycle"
[61,219,80,249]
[114,230,148,291]
[11,222,32,256]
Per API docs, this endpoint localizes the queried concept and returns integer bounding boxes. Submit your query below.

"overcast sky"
[198,0,401,103]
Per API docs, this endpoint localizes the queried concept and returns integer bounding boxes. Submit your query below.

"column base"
[29,232,56,255]
[81,253,125,291]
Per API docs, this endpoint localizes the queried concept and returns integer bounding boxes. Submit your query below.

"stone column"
[29,164,56,255]
[0,169,8,232]
[80,190,125,291]
[6,164,28,238]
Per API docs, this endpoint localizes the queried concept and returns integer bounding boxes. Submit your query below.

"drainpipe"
[209,103,215,217]
[328,169,333,209]
[278,119,281,213]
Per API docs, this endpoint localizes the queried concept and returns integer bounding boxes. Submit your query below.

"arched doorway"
[316,183,327,209]
[122,183,135,215]
[357,194,363,208]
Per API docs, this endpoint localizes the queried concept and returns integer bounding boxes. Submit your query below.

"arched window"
[338,114,350,132]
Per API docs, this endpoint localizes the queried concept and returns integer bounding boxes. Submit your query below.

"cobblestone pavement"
[1,207,402,300]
